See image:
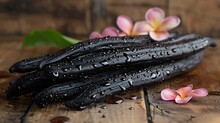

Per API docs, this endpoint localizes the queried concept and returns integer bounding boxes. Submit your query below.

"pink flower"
[116,15,149,36]
[143,7,181,41]
[89,27,119,39]
[161,84,208,104]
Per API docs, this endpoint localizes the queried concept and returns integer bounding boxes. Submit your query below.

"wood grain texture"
[0,39,219,123]
[24,89,147,123]
[168,0,220,37]
[90,0,167,32]
[0,40,147,123]
[105,0,167,6]
[146,40,220,123]
[0,0,91,37]
[0,0,219,38]
[0,40,58,123]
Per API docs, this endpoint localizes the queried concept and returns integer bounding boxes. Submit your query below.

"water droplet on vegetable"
[77,65,82,70]
[101,91,105,95]
[91,94,97,99]
[151,55,155,59]
[150,73,157,79]
[105,83,111,86]
[123,53,131,62]
[93,64,98,68]
[100,61,109,66]
[79,106,86,109]
[119,85,126,91]
[166,70,170,75]
[128,79,133,86]
[172,48,177,53]
[53,72,59,77]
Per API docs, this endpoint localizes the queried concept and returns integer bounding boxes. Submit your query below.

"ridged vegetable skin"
[6,34,216,109]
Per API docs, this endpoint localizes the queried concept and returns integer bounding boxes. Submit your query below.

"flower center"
[180,92,188,98]
[151,21,161,31]
[131,29,137,36]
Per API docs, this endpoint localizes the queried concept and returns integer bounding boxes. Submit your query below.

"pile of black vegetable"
[7,33,216,109]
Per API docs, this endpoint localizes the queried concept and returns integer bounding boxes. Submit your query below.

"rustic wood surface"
[0,0,219,38]
[0,39,219,123]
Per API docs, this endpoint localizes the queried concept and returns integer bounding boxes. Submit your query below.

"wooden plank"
[0,40,58,70]
[104,0,167,6]
[0,77,31,123]
[0,40,147,123]
[1,38,220,123]
[0,0,220,38]
[168,9,220,37]
[0,41,33,123]
[24,89,147,123]
[0,39,147,123]
[0,0,91,37]
[0,13,91,37]
[0,40,57,123]
[168,0,220,37]
[169,0,220,19]
[91,1,167,32]
[146,39,220,123]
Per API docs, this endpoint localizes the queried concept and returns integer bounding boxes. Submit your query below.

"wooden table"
[0,39,220,123]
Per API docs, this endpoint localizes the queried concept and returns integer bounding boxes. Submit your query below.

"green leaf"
[21,29,80,48]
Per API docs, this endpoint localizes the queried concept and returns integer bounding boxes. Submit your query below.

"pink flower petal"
[187,84,193,89]
[89,32,102,39]
[161,88,178,101]
[176,86,193,98]
[192,88,208,98]
[158,16,181,31]
[116,15,133,35]
[102,27,119,37]
[145,7,165,28]
[132,21,149,35]
[149,31,169,41]
[175,95,193,104]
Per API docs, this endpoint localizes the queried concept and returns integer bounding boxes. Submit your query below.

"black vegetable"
[43,35,215,80]
[6,70,55,99]
[34,67,137,107]
[6,34,216,99]
[65,51,204,109]
[6,34,216,109]
[9,35,152,73]
[8,33,181,73]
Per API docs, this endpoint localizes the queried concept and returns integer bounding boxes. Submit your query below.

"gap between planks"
[145,39,220,123]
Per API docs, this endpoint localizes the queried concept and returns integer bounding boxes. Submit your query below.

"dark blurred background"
[0,0,219,40]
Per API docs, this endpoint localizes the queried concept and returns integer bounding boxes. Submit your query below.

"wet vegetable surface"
[7,34,216,109]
